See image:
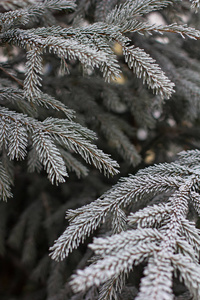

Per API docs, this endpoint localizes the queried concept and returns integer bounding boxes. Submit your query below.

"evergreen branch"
[40,26,122,80]
[36,93,74,119]
[190,191,200,215]
[0,0,76,28]
[121,20,200,40]
[134,188,192,299]
[42,118,97,140]
[42,118,119,176]
[3,28,118,84]
[0,111,10,151]
[89,228,163,256]
[0,162,13,201]
[46,37,109,71]
[7,119,28,160]
[29,23,129,46]
[50,175,182,261]
[5,17,198,96]
[0,87,74,118]
[90,36,121,81]
[178,149,200,166]
[106,0,173,25]
[128,203,172,228]
[177,238,198,262]
[137,162,192,177]
[0,87,37,117]
[0,108,118,182]
[0,9,31,28]
[171,254,200,299]
[51,153,200,296]
[189,0,200,11]
[123,45,175,99]
[1,153,14,185]
[44,35,118,81]
[70,240,161,293]
[32,129,68,184]
[111,207,127,234]
[136,256,173,300]
[25,23,125,80]
[49,200,109,261]
[180,218,200,257]
[24,48,43,101]
[98,274,124,300]
[149,23,200,40]
[0,109,28,160]
[0,0,37,11]
[95,0,118,22]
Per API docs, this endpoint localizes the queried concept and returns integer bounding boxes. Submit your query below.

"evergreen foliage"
[1,0,200,299]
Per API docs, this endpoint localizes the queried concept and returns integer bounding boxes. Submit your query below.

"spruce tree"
[1,0,200,299]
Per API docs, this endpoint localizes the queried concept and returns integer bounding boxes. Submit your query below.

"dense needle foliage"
[1,0,200,299]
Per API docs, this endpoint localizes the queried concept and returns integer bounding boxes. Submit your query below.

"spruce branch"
[0,108,119,187]
[70,238,161,293]
[2,28,119,91]
[180,219,200,257]
[0,0,38,11]
[0,87,74,118]
[123,45,175,99]
[24,47,43,102]
[3,0,199,101]
[190,0,200,12]
[0,87,37,117]
[50,174,183,261]
[190,191,200,215]
[7,118,28,160]
[32,129,68,184]
[0,0,76,28]
[128,203,173,228]
[106,0,174,25]
[0,162,13,201]
[31,92,75,119]
[95,0,118,22]
[51,150,200,298]
[42,118,119,176]
[136,256,173,300]
[171,254,200,299]
[98,274,125,300]
[131,22,200,40]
